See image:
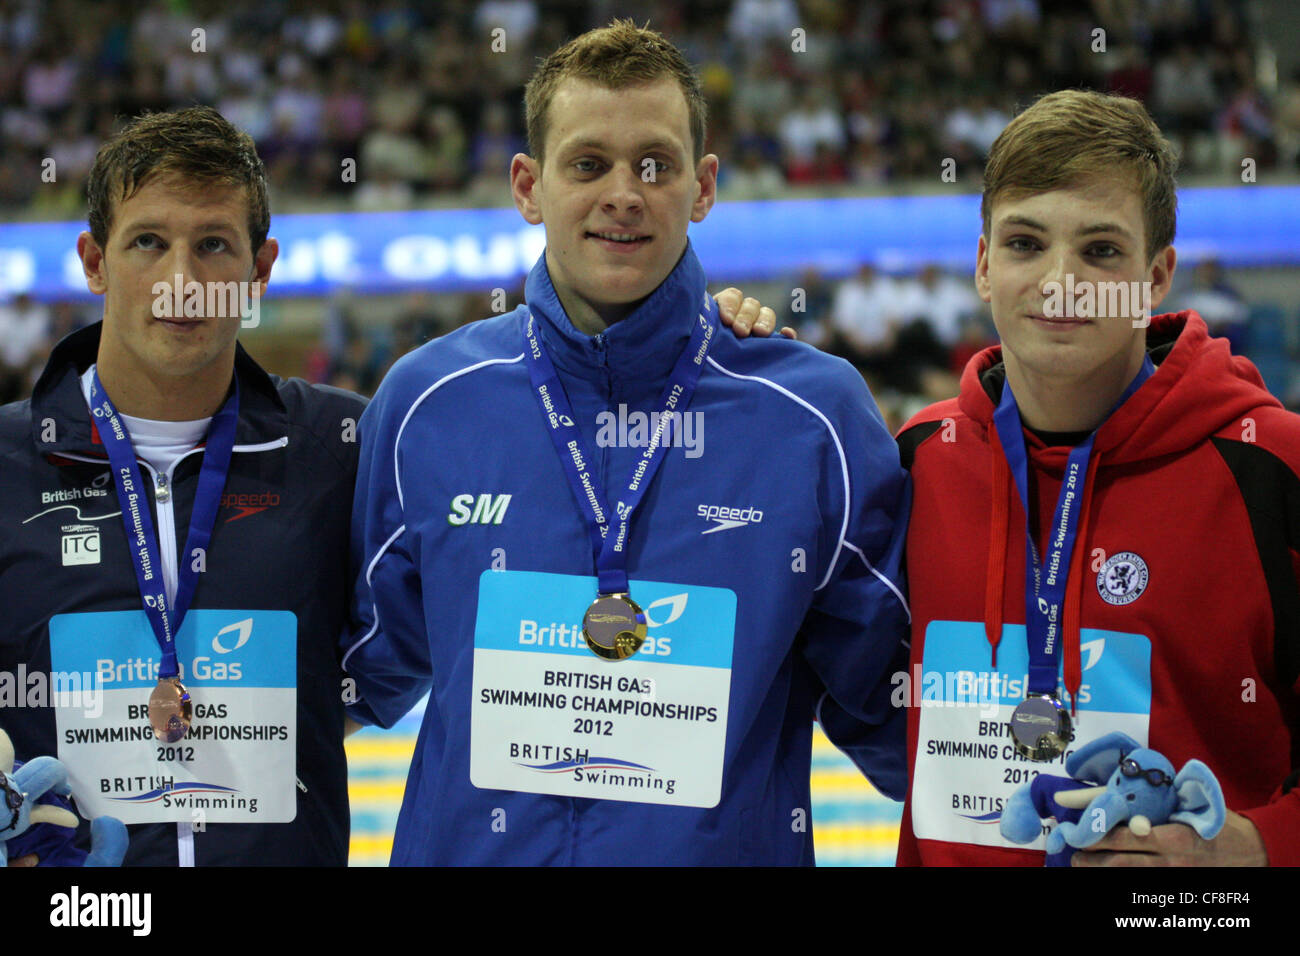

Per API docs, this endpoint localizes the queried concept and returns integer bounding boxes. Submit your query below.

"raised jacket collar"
[524,242,710,389]
[30,321,289,458]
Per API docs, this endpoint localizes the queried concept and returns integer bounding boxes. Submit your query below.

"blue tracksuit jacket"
[342,245,911,865]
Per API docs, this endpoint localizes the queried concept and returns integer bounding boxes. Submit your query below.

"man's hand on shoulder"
[1071,810,1268,866]
[715,287,796,339]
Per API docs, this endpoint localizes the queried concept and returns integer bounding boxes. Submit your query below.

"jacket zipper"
[141,461,178,606]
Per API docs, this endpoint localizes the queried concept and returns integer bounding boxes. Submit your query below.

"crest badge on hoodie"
[1097,551,1149,605]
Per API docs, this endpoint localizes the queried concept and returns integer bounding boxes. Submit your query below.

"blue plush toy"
[1000,731,1226,866]
[0,727,128,867]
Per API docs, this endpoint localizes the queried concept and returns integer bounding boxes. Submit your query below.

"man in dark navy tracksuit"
[0,106,361,866]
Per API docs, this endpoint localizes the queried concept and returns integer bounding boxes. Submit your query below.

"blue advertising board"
[1,186,1295,301]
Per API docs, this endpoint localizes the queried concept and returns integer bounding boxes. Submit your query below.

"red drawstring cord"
[985,427,1012,668]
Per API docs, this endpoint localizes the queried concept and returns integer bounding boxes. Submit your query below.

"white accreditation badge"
[470,569,736,808]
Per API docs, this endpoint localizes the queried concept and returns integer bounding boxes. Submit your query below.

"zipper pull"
[155,472,170,504]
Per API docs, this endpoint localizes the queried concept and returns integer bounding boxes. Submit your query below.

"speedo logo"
[697,503,763,534]
[221,491,281,523]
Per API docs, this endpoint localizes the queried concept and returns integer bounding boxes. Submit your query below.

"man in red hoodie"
[892,89,1295,866]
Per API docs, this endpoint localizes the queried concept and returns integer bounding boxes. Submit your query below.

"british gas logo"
[519,593,688,657]
[212,618,252,654]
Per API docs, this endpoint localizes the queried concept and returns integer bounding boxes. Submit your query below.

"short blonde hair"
[524,19,707,166]
[982,90,1178,262]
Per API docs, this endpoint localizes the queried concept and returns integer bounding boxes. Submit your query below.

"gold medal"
[582,593,647,661]
[149,677,192,743]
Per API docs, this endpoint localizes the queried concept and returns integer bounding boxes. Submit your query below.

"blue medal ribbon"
[992,356,1154,697]
[90,369,239,680]
[523,300,716,595]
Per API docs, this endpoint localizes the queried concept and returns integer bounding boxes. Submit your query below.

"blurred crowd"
[3,0,1298,216]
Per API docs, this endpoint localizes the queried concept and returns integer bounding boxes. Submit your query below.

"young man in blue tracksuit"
[342,20,911,865]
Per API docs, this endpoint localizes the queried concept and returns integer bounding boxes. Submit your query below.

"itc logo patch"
[61,523,100,566]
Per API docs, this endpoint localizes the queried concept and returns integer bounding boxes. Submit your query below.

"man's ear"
[252,237,278,294]
[690,154,719,224]
[975,233,992,303]
[1146,244,1177,312]
[511,153,544,225]
[77,231,108,296]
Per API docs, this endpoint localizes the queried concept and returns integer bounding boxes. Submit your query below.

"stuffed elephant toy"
[1000,731,1226,865]
[0,727,128,866]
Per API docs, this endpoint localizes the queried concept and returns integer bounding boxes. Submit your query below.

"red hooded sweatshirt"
[895,311,1300,866]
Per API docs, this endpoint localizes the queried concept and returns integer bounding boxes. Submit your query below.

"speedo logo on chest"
[697,503,763,534]
[448,493,512,525]
[221,491,282,523]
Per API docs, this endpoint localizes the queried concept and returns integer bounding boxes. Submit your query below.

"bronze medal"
[149,677,192,743]
[582,593,647,661]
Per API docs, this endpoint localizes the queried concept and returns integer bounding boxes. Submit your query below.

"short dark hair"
[87,106,270,254]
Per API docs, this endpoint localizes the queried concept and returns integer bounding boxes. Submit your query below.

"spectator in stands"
[828,263,902,388]
[474,0,539,47]
[885,266,971,398]
[1276,67,1300,173]
[720,144,784,198]
[942,93,1009,164]
[469,100,526,183]
[727,0,801,45]
[899,264,983,352]
[0,293,51,403]
[778,85,846,175]
[1218,78,1276,171]
[424,105,469,193]
[1153,45,1219,159]
[787,266,833,348]
[1176,258,1249,352]
[787,141,849,185]
[353,166,416,212]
